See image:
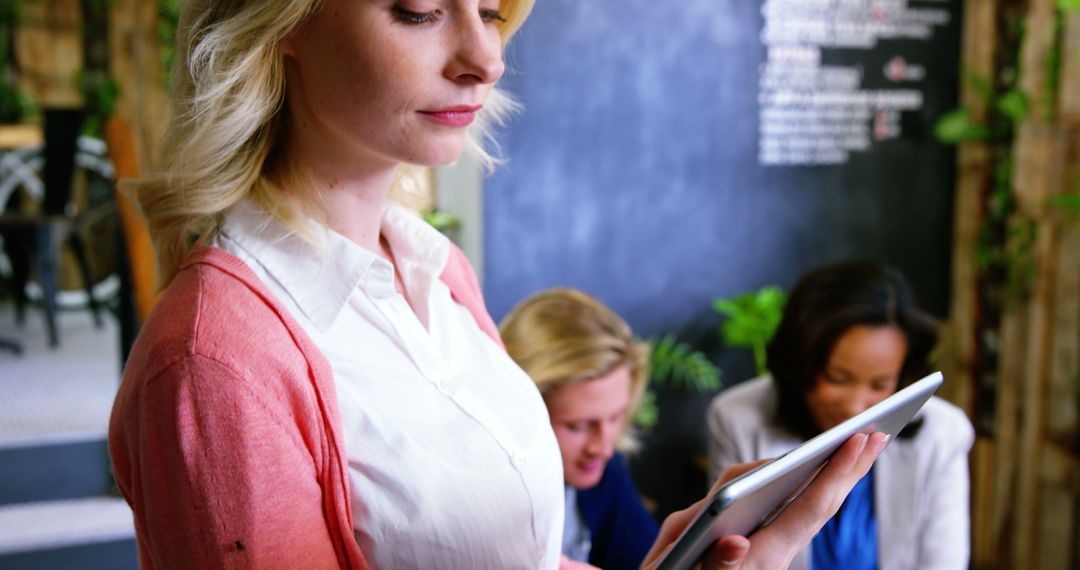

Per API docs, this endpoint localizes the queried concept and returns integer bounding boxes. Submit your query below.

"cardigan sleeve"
[122,354,346,569]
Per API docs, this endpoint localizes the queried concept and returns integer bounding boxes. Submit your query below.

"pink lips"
[418,105,481,127]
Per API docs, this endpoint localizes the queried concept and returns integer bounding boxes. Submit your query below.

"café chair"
[0,108,108,348]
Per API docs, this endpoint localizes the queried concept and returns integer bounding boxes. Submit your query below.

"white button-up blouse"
[216,200,564,569]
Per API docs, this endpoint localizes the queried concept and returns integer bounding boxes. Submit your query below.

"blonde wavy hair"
[133,0,535,286]
[499,288,651,453]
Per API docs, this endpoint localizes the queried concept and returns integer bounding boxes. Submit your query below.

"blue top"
[575,453,660,570]
[811,468,877,570]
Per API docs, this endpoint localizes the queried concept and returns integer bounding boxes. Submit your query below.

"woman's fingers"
[741,432,889,567]
[700,535,750,568]
[645,433,889,570]
[642,458,770,570]
[641,499,701,569]
[791,432,888,524]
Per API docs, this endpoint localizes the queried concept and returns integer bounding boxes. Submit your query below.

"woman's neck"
[282,95,403,255]
[319,178,394,253]
[283,149,399,255]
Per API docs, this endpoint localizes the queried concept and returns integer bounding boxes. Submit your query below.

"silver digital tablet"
[655,371,943,570]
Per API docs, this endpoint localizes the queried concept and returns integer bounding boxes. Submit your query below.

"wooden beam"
[1046,131,1080,441]
[1008,0,1068,562]
[1037,441,1080,568]
[107,0,170,170]
[14,0,83,108]
[971,436,1000,565]
[1059,13,1080,122]
[950,1,999,564]
[944,0,998,416]
[992,302,1027,564]
[1017,0,1057,122]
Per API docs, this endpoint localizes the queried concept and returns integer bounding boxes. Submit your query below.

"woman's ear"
[280,33,297,57]
[281,19,308,58]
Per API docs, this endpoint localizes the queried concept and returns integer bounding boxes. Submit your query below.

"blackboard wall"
[484,0,962,518]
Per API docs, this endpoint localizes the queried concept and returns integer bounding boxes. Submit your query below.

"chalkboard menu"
[484,0,962,516]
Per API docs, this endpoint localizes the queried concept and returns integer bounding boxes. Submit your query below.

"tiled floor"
[0,300,120,446]
[0,497,133,555]
[0,299,135,562]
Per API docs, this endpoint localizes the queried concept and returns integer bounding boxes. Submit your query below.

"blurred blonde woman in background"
[501,287,659,569]
[109,0,888,567]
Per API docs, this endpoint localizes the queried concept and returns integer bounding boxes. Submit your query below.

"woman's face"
[805,325,907,432]
[545,365,632,490]
[281,0,506,170]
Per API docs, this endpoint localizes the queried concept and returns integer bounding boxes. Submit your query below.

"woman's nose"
[841,391,874,418]
[445,14,505,85]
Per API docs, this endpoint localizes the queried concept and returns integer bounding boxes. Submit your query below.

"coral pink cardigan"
[109,245,502,569]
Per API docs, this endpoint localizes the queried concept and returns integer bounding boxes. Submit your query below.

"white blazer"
[706,376,974,570]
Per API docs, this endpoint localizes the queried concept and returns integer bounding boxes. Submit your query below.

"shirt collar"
[381,202,451,289]
[220,199,450,333]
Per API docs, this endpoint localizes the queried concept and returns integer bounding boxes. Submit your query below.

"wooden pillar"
[1003,1,1080,565]
[1062,14,1080,122]
[943,0,998,414]
[947,0,997,564]
[956,0,1080,567]
[1038,9,1080,567]
[15,0,82,108]
[107,0,169,170]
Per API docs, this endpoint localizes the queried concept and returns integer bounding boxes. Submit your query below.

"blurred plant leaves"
[996,89,1030,123]
[713,286,786,376]
[648,334,721,392]
[934,108,990,143]
[633,389,658,430]
[422,210,461,232]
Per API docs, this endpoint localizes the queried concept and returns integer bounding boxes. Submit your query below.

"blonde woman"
[500,288,658,569]
[108,0,888,568]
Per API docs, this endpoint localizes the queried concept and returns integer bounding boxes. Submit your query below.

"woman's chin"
[401,140,469,168]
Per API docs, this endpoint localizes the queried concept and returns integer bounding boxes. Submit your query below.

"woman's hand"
[642,432,889,570]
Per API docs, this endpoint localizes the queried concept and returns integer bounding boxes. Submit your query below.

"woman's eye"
[392,6,441,24]
[823,372,846,385]
[479,8,506,23]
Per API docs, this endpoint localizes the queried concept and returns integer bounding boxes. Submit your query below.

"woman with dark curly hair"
[707,260,974,570]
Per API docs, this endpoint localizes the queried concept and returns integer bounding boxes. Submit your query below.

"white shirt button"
[512,451,527,468]
[437,379,451,393]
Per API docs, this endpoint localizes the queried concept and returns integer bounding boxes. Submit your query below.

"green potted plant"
[712,285,786,376]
